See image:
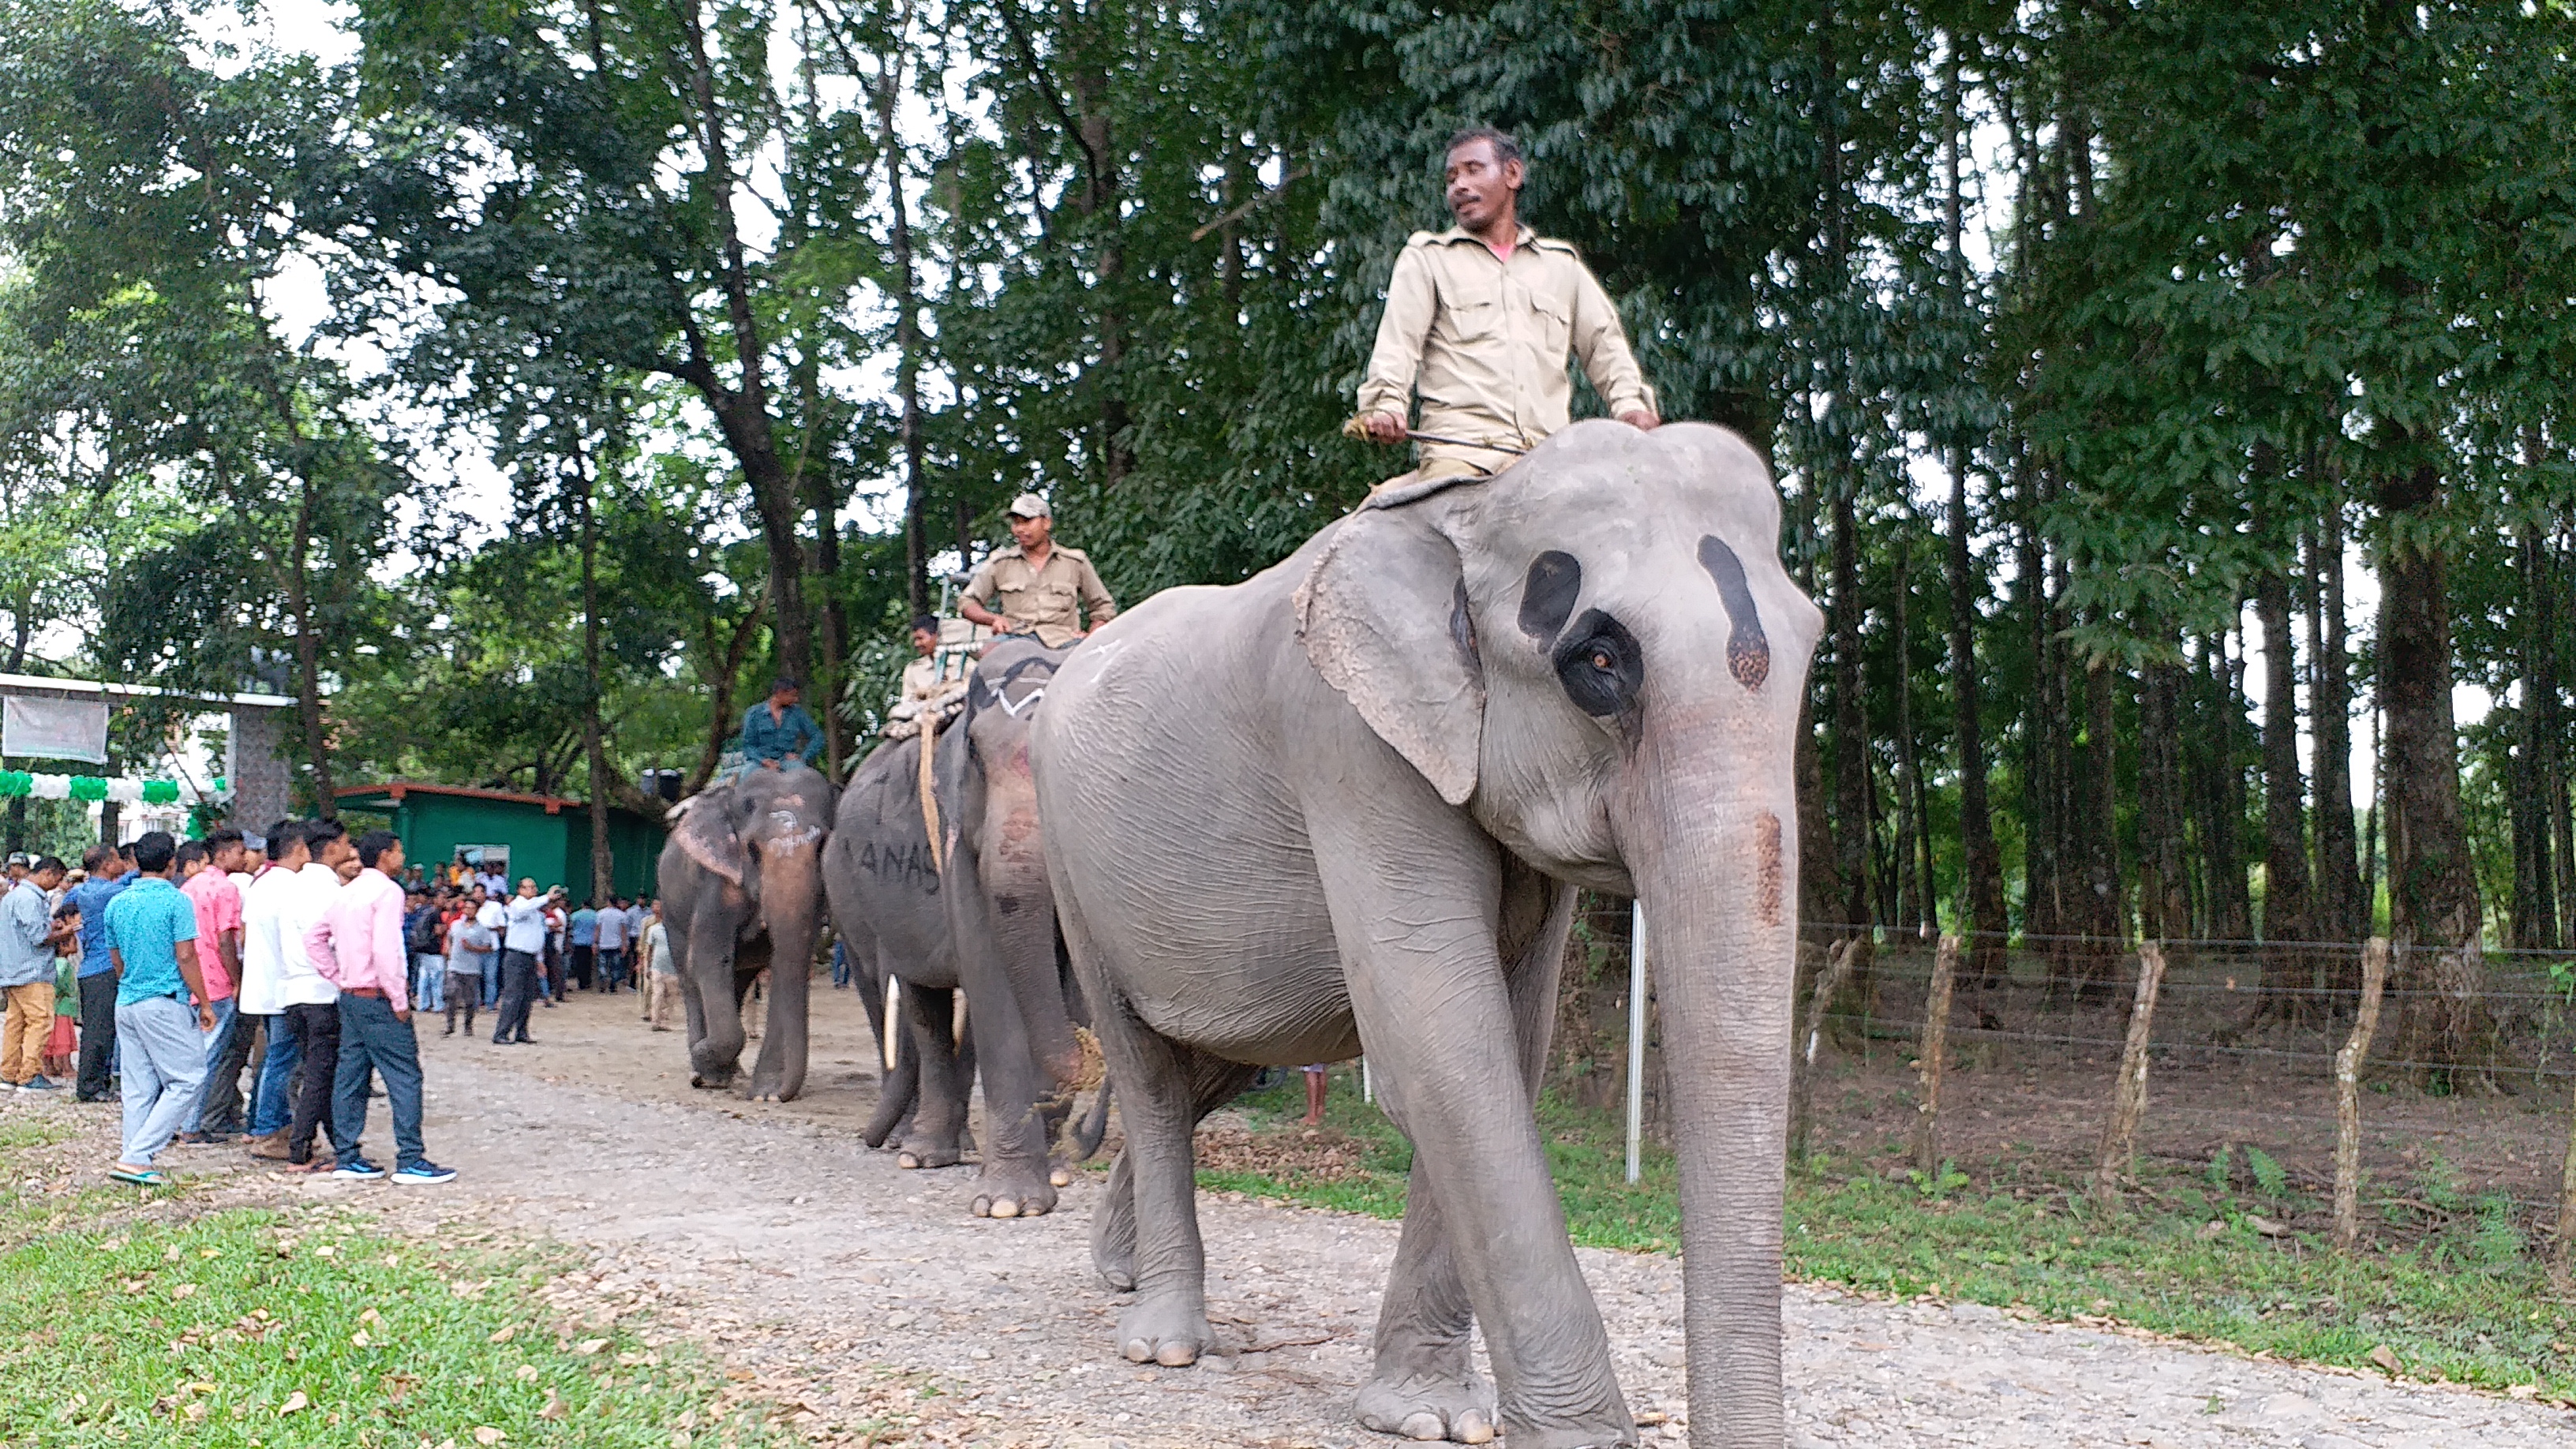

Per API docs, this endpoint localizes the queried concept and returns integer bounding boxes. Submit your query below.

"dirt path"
[29,983,2574,1447]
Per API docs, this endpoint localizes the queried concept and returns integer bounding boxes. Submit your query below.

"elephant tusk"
[883,975,902,1073]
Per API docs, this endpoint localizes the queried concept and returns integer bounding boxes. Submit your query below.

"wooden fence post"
[1788,938,1859,1162]
[1911,934,1959,1175]
[2090,941,2168,1213]
[2334,938,2391,1252]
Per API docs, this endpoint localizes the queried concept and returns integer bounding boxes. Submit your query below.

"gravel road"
[39,986,2575,1447]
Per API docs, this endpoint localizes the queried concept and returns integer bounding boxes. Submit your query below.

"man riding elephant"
[1348,125,1660,484]
[957,494,1117,647]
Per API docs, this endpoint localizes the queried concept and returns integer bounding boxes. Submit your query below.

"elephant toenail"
[1123,1339,1153,1363]
[1399,1413,1446,1440]
[897,1153,921,1170]
[990,1198,1020,1219]
[971,1197,991,1217]
[1153,1342,1197,1367]
[1050,1166,1073,1187]
[1455,1412,1495,1444]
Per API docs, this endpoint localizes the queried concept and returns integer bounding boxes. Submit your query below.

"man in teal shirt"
[739,677,823,772]
[102,832,215,1185]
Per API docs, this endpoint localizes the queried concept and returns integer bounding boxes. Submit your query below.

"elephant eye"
[1552,608,1643,718]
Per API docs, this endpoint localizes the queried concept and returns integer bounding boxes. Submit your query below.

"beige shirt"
[961,545,1117,648]
[900,654,965,704]
[1357,225,1657,469]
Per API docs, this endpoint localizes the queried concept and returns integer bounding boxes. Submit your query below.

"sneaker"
[391,1161,458,1186]
[330,1158,388,1181]
[21,1075,58,1091]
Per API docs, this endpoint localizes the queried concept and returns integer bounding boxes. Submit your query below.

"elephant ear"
[675,785,752,891]
[1295,501,1485,806]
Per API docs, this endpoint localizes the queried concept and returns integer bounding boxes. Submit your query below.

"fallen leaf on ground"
[2368,1345,2401,1372]
[474,1427,506,1445]
[488,1326,515,1343]
[279,1391,309,1415]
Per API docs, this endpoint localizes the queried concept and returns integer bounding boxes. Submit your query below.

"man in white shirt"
[474,890,507,1009]
[238,824,309,1159]
[491,878,548,1046]
[275,820,354,1170]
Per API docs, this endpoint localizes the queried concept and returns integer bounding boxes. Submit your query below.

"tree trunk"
[2020,463,2063,961]
[1890,538,1934,936]
[580,466,612,904]
[2376,459,2500,1083]
[283,474,336,818]
[2070,647,2126,998]
[677,0,811,686]
[685,597,768,797]
[2135,659,2192,948]
[1946,446,2005,989]
[2309,511,2362,943]
[874,39,934,620]
[2256,564,2316,1020]
[2517,519,2562,948]
[1829,488,1874,938]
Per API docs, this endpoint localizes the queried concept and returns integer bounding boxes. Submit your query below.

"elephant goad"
[1032,421,1822,1449]
[825,638,1103,1219]
[657,762,837,1102]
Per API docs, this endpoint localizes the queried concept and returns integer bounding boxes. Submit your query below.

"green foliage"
[1216,1071,2575,1397]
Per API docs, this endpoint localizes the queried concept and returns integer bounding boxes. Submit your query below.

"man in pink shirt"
[305,831,454,1185]
[177,834,249,1142]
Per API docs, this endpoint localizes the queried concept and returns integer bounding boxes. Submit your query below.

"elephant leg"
[897,985,968,1170]
[1311,809,1627,1449]
[1360,862,1572,1445]
[747,939,811,1103]
[1091,1145,1138,1291]
[684,918,745,1090]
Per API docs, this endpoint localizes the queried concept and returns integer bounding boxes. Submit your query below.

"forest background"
[3,0,2574,1080]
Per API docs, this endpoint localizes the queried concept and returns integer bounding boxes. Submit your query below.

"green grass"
[1203,1067,2576,1402]
[0,1133,794,1447]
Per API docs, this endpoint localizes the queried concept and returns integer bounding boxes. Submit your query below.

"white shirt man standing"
[491,878,548,1046]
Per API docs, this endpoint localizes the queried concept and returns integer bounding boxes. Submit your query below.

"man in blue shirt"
[568,900,597,991]
[739,678,823,772]
[102,832,215,1184]
[67,843,136,1101]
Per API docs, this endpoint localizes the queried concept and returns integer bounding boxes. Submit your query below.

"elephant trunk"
[759,845,826,1099]
[1619,717,1798,1449]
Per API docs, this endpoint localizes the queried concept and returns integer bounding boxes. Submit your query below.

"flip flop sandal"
[108,1166,168,1187]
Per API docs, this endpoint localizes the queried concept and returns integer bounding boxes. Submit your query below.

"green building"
[335,782,667,900]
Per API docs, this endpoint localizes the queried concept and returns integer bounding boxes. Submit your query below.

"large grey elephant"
[825,638,1098,1218]
[657,762,837,1102]
[1031,421,1819,1449]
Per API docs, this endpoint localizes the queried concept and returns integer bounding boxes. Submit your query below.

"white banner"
[2,696,109,765]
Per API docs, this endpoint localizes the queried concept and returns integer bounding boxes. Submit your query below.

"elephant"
[657,760,838,1102]
[824,636,1103,1218]
[1030,421,1820,1449]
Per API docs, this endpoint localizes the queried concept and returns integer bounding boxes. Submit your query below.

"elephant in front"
[657,762,837,1101]
[824,638,1101,1218]
[1032,421,1821,1448]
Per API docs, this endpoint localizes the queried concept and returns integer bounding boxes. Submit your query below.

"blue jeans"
[414,955,446,1013]
[182,998,240,1133]
[250,1013,300,1136]
[482,954,500,1007]
[115,994,207,1167]
[597,948,627,991]
[331,994,426,1171]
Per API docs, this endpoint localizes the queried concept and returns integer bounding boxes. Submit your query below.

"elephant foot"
[746,1077,799,1103]
[1357,1370,1499,1444]
[969,1163,1059,1219]
[689,1073,734,1091]
[1117,1294,1212,1368]
[894,1138,964,1170]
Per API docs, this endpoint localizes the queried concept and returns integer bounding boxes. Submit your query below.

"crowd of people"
[0,824,676,1188]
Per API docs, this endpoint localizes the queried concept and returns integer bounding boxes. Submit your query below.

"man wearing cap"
[957,495,1118,649]
[1348,125,1658,483]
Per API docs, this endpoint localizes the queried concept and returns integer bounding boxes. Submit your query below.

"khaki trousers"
[646,972,680,1029]
[1,981,49,1084]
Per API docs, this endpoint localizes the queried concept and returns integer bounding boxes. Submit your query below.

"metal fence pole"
[1627,900,1647,1185]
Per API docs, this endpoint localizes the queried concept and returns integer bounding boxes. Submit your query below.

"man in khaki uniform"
[1350,126,1659,480]
[958,493,1118,648]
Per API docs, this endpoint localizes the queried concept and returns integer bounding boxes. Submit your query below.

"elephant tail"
[1070,1077,1113,1162]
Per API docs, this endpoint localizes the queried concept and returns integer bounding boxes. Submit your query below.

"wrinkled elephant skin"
[1032,421,1822,1449]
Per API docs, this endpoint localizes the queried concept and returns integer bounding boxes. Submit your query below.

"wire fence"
[1548,916,2576,1257]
